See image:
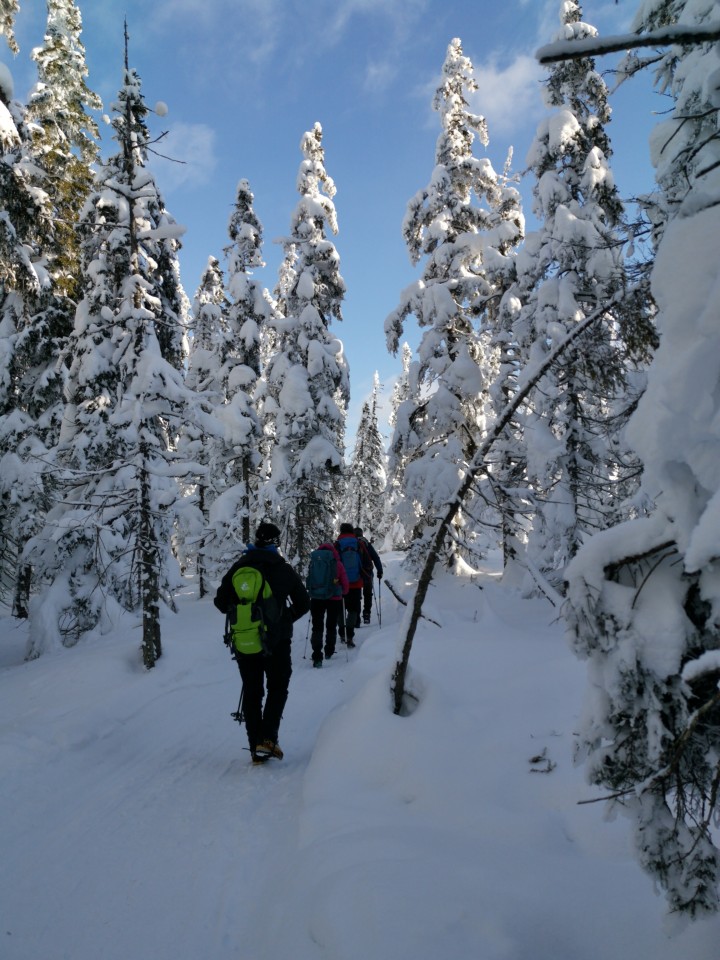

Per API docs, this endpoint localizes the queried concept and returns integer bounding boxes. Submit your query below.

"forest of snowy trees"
[1,0,720,920]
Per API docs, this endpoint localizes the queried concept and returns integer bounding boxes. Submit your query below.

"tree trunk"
[139,452,162,669]
[241,453,251,546]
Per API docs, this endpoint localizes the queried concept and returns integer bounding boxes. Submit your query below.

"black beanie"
[255,522,281,547]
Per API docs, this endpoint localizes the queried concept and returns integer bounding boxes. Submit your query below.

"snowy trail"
[0,592,373,960]
[3,564,720,960]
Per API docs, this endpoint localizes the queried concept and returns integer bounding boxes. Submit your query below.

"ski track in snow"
[3,563,720,959]
[0,591,372,960]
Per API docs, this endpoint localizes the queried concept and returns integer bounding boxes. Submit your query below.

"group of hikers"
[213,521,383,765]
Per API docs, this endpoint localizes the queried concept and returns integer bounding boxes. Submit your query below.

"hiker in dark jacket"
[354,527,383,625]
[214,522,310,764]
[307,541,349,667]
[334,522,369,647]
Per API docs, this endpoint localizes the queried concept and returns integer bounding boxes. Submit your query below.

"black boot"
[311,631,323,666]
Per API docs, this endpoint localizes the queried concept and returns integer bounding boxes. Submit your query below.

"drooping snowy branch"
[537,22,720,64]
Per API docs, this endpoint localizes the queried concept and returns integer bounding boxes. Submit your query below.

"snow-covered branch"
[536,23,720,65]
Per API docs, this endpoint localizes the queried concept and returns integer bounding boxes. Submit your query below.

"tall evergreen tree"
[383,342,414,547]
[565,0,720,917]
[175,255,229,596]
[512,1,651,589]
[344,373,386,533]
[7,0,103,618]
[27,0,101,301]
[261,123,349,564]
[385,37,523,569]
[0,15,50,615]
[202,179,274,569]
[26,34,196,667]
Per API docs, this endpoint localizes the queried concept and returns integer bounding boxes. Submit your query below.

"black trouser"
[361,577,374,621]
[310,598,340,661]
[338,587,361,639]
[235,642,292,752]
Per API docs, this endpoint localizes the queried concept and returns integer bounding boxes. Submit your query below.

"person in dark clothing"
[354,527,383,624]
[307,541,349,667]
[214,522,310,764]
[335,522,369,647]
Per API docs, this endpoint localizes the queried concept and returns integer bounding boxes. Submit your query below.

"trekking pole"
[225,613,245,724]
[303,613,311,659]
[377,578,382,626]
[231,685,245,724]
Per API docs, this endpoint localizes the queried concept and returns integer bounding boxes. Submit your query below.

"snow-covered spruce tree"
[512,1,653,593]
[0,1,19,55]
[384,37,524,571]
[175,255,229,597]
[26,38,197,667]
[202,180,275,575]
[260,123,349,564]
[565,0,720,918]
[7,0,103,618]
[344,372,386,535]
[382,341,414,548]
[27,0,101,302]
[0,18,50,615]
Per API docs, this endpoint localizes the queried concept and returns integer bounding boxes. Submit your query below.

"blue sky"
[8,0,657,442]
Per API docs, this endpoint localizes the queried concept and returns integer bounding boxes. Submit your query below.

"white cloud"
[326,0,429,43]
[148,122,217,193]
[470,53,545,140]
[363,59,398,94]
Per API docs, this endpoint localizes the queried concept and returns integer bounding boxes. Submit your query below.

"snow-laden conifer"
[385,38,524,569]
[512,1,651,590]
[261,123,349,563]
[27,0,101,302]
[0,1,19,54]
[26,36,199,668]
[175,256,229,596]
[343,373,386,535]
[383,342,414,547]
[0,16,50,616]
[8,0,103,618]
[189,180,275,582]
[565,0,720,917]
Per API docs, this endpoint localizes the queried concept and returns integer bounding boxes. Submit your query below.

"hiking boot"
[325,648,335,660]
[251,752,268,765]
[313,659,323,668]
[346,633,356,648]
[363,616,371,624]
[255,739,284,760]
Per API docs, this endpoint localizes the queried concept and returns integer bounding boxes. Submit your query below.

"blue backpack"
[306,549,338,600]
[338,537,361,582]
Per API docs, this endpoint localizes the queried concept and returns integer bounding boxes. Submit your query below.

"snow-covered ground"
[2,552,719,960]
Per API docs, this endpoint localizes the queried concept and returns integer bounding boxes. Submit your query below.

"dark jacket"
[214,546,310,643]
[358,536,383,580]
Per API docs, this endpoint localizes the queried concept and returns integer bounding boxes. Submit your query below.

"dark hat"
[339,522,355,535]
[255,521,281,547]
[354,527,363,537]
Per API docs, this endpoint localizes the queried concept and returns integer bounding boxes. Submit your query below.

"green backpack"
[230,566,281,655]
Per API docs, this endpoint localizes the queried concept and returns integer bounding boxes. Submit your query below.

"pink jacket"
[318,542,349,598]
